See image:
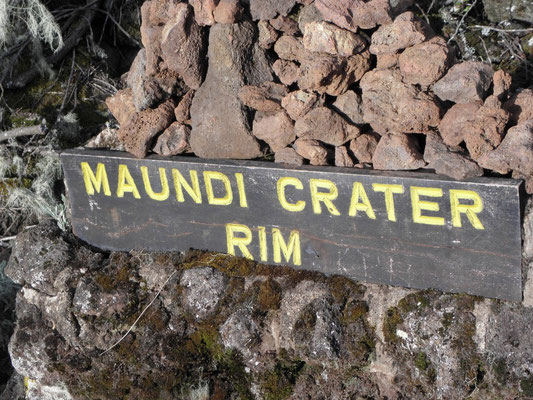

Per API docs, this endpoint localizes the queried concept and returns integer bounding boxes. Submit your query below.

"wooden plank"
[61,149,523,301]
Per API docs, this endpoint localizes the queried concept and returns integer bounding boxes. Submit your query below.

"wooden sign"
[61,149,523,301]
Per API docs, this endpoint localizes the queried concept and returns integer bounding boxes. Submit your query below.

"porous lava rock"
[349,132,380,163]
[295,106,360,146]
[253,110,296,151]
[189,0,218,26]
[302,21,367,56]
[152,122,191,156]
[293,138,329,165]
[332,89,365,125]
[105,88,136,126]
[281,90,324,120]
[272,59,300,85]
[315,0,393,31]
[249,0,298,21]
[174,89,194,123]
[274,146,304,165]
[504,88,533,126]
[238,82,288,112]
[213,0,242,24]
[335,145,355,167]
[372,133,425,170]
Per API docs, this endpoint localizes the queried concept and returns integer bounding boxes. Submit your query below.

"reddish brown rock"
[160,3,206,89]
[335,145,355,167]
[213,0,242,23]
[423,132,483,180]
[175,90,195,123]
[253,111,296,151]
[493,70,512,100]
[258,21,279,49]
[438,103,480,146]
[504,89,533,126]
[275,147,304,165]
[349,133,379,163]
[302,21,366,56]
[152,122,191,156]
[370,12,432,55]
[140,3,163,76]
[398,36,452,86]
[433,61,494,104]
[118,99,176,158]
[238,83,288,112]
[293,138,329,165]
[249,0,298,20]
[376,53,399,69]
[274,35,305,61]
[270,15,299,35]
[190,0,219,26]
[273,60,300,86]
[478,120,533,192]
[360,69,441,134]
[332,90,365,125]
[372,133,425,170]
[298,3,323,33]
[295,107,360,145]
[315,0,392,31]
[298,50,371,96]
[281,90,324,120]
[106,88,137,126]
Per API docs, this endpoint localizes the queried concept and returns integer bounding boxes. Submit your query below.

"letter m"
[81,162,111,196]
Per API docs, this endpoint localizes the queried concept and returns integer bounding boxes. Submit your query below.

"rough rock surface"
[8,221,533,399]
[504,88,533,126]
[249,0,297,20]
[483,0,533,24]
[274,146,304,165]
[360,69,441,134]
[281,90,323,121]
[238,82,288,112]
[372,133,425,170]
[432,61,494,104]
[369,12,432,55]
[295,107,360,146]
[332,90,365,125]
[349,133,379,163]
[335,145,355,167]
[189,0,218,26]
[253,111,296,151]
[152,122,190,156]
[174,89,194,123]
[423,132,483,180]
[315,0,392,31]
[272,59,300,86]
[213,0,242,24]
[398,36,452,86]
[105,88,137,126]
[189,22,273,159]
[118,99,176,158]
[293,138,329,165]
[302,21,366,56]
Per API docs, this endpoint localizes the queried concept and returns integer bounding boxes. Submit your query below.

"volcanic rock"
[249,0,298,20]
[189,0,219,26]
[258,21,279,49]
[376,53,399,69]
[105,88,136,126]
[126,49,167,111]
[335,145,355,167]
[189,21,273,159]
[273,60,300,86]
[493,70,512,100]
[504,88,533,126]
[398,36,452,86]
[332,90,365,125]
[315,0,392,31]
[349,133,379,163]
[270,15,299,35]
[181,267,228,320]
[372,133,425,170]
[298,50,371,96]
[160,3,206,89]
[302,21,366,56]
[274,35,305,61]
[423,132,483,180]
[213,0,242,23]
[275,146,305,165]
[174,89,195,123]
[295,107,360,146]
[253,111,296,151]
[433,61,494,104]
[118,98,176,158]
[370,12,433,55]
[281,90,324,120]
[238,82,288,112]
[293,138,329,165]
[152,122,191,156]
[298,3,323,32]
[360,69,441,134]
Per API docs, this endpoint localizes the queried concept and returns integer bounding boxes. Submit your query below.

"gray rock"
[220,307,261,361]
[298,3,323,33]
[275,147,305,165]
[372,133,425,170]
[249,0,297,20]
[152,122,191,156]
[180,267,228,320]
[332,90,365,125]
[0,373,25,400]
[483,0,533,24]
[335,145,355,167]
[189,21,273,159]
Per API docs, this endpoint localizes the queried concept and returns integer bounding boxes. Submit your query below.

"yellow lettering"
[277,177,306,212]
[310,179,340,215]
[140,166,169,201]
[411,187,444,226]
[349,182,376,219]
[117,164,141,199]
[450,189,484,230]
[226,223,254,260]
[272,228,301,266]
[172,169,202,203]
[235,173,248,208]
[258,226,268,262]
[204,171,233,205]
[81,162,111,196]
[372,183,404,222]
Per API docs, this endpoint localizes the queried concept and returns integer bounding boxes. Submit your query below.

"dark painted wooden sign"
[61,149,523,301]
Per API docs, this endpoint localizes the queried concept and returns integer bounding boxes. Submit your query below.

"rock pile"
[105,0,533,192]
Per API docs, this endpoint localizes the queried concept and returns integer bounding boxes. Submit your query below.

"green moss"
[256,278,282,312]
[342,299,369,324]
[521,377,533,397]
[327,275,366,305]
[383,306,403,343]
[261,357,305,400]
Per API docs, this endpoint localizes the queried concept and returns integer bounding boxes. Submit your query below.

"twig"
[0,121,47,142]
[478,34,492,63]
[0,236,16,242]
[415,3,430,24]
[470,25,533,33]
[96,9,142,47]
[99,269,178,356]
[448,0,479,43]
